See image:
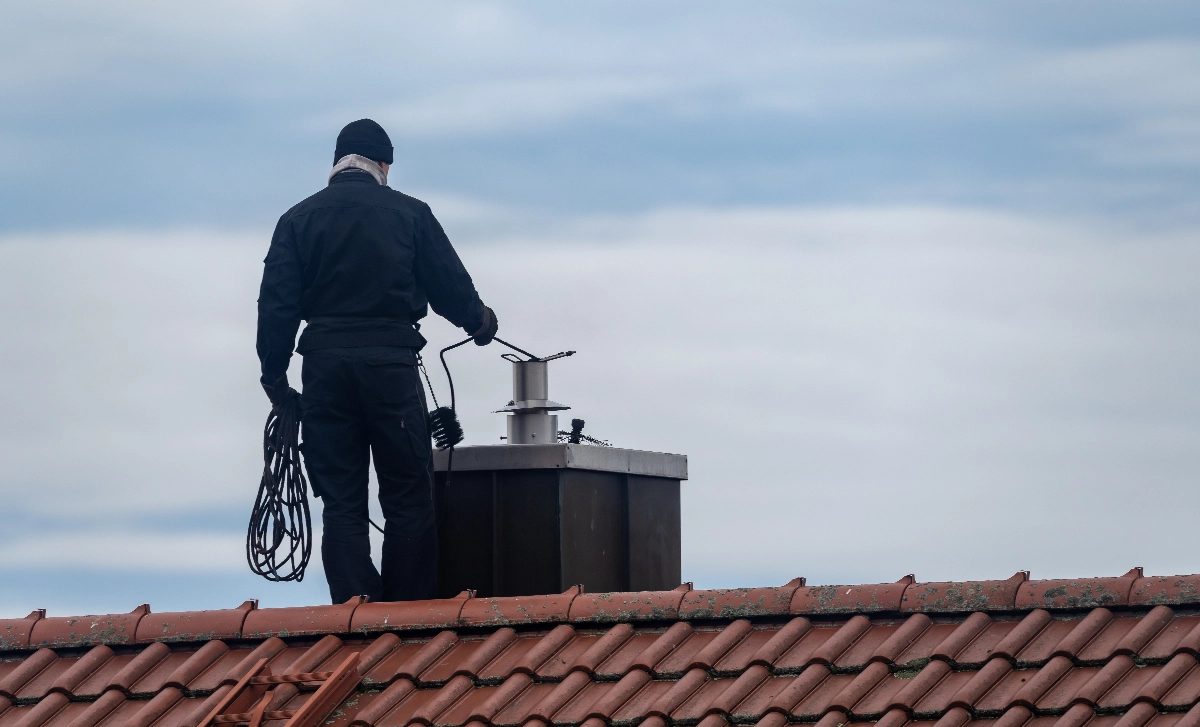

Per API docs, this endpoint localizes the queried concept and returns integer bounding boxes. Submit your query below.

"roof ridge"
[4,569,1199,652]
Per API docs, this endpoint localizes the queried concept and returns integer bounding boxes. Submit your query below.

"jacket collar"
[329,153,387,185]
[329,169,381,185]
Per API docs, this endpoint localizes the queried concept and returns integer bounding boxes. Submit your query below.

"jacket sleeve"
[414,204,486,333]
[256,215,304,384]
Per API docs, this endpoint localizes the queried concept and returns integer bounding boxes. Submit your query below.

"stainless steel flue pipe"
[496,355,571,444]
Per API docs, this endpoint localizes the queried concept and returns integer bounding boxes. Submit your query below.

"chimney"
[433,350,686,597]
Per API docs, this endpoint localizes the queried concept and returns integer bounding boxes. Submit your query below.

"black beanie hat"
[334,119,393,165]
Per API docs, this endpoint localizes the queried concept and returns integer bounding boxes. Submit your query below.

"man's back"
[258,169,485,383]
[279,174,442,322]
[254,118,498,604]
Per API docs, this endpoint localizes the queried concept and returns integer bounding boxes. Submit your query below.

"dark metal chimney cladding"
[433,351,686,598]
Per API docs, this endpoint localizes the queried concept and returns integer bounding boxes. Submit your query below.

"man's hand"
[471,306,498,346]
[262,373,300,412]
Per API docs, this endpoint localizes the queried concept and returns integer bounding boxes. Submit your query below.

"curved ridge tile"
[902,573,1028,613]
[29,605,147,649]
[354,593,472,634]
[1132,577,1200,607]
[242,596,364,638]
[569,589,689,623]
[134,601,255,644]
[0,610,43,652]
[460,587,581,627]
[680,580,804,620]
[1017,570,1142,610]
[793,577,913,615]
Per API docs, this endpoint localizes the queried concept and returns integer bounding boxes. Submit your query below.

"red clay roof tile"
[28,604,147,649]
[1132,576,1200,606]
[11,570,1200,727]
[678,580,804,620]
[242,596,364,638]
[354,593,472,634]
[460,587,581,628]
[0,610,42,652]
[568,586,690,623]
[133,600,255,643]
[792,576,914,615]
[1016,568,1144,610]
[901,573,1029,613]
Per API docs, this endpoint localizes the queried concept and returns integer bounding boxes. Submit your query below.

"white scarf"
[329,154,388,185]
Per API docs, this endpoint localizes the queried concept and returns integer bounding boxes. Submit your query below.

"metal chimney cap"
[495,399,571,413]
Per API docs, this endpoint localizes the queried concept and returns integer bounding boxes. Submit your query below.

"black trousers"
[300,348,437,604]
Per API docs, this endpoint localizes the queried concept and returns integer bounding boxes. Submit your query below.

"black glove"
[262,373,300,411]
[471,306,498,346]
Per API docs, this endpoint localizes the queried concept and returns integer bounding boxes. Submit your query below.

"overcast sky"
[2,2,1199,617]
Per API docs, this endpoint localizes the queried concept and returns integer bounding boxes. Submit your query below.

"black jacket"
[257,170,486,383]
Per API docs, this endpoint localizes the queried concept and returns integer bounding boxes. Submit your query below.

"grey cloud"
[3,204,1196,613]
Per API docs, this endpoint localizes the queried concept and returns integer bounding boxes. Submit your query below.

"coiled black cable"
[246,391,312,581]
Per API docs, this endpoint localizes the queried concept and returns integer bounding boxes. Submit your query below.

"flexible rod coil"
[246,392,312,582]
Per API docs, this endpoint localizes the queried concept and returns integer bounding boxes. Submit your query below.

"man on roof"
[256,118,498,604]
